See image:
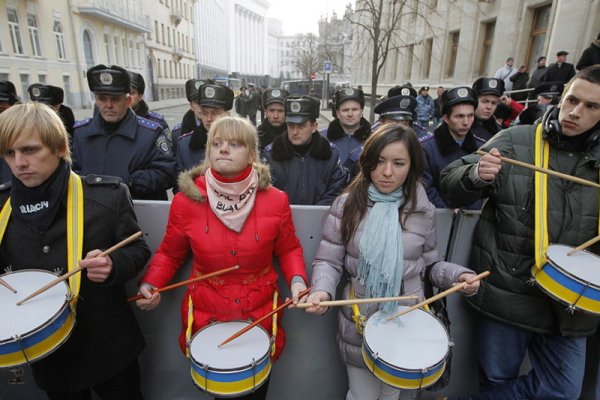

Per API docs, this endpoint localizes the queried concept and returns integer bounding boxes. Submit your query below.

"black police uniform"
[28,84,75,143]
[518,81,564,125]
[0,174,150,396]
[472,77,504,141]
[72,65,176,200]
[0,81,20,181]
[256,88,289,150]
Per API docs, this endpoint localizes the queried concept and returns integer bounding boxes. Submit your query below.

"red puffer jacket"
[141,165,307,359]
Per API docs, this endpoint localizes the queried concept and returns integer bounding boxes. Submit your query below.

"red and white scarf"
[204,167,258,233]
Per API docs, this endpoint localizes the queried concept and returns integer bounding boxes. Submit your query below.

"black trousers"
[45,360,143,400]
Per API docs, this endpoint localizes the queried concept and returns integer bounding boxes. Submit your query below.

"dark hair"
[537,56,546,63]
[340,123,423,243]
[562,65,600,100]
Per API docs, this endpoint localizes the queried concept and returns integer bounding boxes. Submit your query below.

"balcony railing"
[76,0,151,33]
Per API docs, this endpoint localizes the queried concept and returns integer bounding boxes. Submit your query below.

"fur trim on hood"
[433,122,482,156]
[177,162,272,202]
[326,117,371,142]
[270,131,332,162]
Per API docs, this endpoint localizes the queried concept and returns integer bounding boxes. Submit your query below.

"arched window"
[53,21,66,59]
[83,30,95,69]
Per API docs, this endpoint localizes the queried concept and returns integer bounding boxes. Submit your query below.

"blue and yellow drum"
[0,270,75,368]
[362,307,449,389]
[189,321,271,398]
[532,244,600,315]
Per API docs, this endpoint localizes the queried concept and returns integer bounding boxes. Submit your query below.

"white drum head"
[0,270,69,341]
[189,322,270,370]
[547,244,600,284]
[364,307,448,370]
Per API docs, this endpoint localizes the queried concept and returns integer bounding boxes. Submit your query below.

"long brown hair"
[340,123,424,243]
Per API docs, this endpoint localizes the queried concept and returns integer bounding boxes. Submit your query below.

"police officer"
[0,80,20,114]
[263,96,347,205]
[256,88,289,151]
[28,83,75,143]
[128,71,172,154]
[176,83,234,174]
[517,81,565,125]
[172,78,214,157]
[72,64,176,200]
[321,87,371,165]
[420,86,484,209]
[472,77,505,141]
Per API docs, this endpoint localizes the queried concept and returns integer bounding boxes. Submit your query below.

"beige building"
[0,0,152,109]
[145,0,197,101]
[352,0,600,95]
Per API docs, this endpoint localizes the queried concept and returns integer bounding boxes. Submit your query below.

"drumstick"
[475,150,600,189]
[0,277,17,293]
[567,235,600,256]
[127,265,240,302]
[17,231,143,306]
[218,286,312,348]
[386,271,490,321]
[292,295,418,308]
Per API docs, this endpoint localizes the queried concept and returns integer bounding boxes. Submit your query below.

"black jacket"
[543,62,576,84]
[0,174,150,391]
[257,119,286,150]
[576,40,600,70]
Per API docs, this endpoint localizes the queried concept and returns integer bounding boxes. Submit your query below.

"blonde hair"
[0,102,71,162]
[201,116,271,187]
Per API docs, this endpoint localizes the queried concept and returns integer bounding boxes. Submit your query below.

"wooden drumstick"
[0,277,17,293]
[218,286,313,348]
[127,265,240,302]
[567,235,600,256]
[475,150,600,189]
[386,271,490,321]
[17,231,143,306]
[292,295,418,308]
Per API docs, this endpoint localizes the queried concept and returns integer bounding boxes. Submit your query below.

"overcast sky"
[267,0,354,35]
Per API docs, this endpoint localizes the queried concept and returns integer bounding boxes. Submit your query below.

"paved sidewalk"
[72,97,188,120]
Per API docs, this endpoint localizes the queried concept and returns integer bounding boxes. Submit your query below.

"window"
[53,21,66,59]
[136,42,143,67]
[104,34,111,63]
[129,39,135,67]
[478,20,495,75]
[423,38,433,79]
[20,74,30,101]
[122,38,127,66]
[83,30,95,69]
[526,5,551,71]
[114,36,120,64]
[8,9,24,55]
[38,74,46,84]
[155,20,159,43]
[405,45,414,81]
[28,14,41,57]
[445,31,460,78]
[157,57,161,77]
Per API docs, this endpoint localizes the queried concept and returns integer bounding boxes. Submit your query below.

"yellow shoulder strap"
[533,123,550,270]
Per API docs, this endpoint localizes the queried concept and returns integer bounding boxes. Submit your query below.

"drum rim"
[362,308,450,370]
[0,269,72,344]
[533,269,600,316]
[544,244,600,288]
[188,320,271,372]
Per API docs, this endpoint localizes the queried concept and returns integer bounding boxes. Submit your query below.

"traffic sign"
[324,61,332,74]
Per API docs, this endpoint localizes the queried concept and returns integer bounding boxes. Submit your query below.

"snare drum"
[532,244,600,315]
[188,321,272,398]
[362,306,450,389]
[0,270,75,368]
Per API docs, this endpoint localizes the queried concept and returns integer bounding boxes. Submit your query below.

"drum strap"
[349,286,366,335]
[271,291,278,357]
[533,123,550,270]
[0,172,84,305]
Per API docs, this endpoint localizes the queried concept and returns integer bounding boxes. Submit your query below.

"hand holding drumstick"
[477,148,503,182]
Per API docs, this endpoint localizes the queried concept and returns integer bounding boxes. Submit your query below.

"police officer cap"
[198,84,234,111]
[441,86,478,115]
[0,81,20,104]
[262,88,290,107]
[185,78,214,102]
[373,95,417,121]
[87,64,131,95]
[534,81,564,98]
[388,85,417,98]
[335,87,365,109]
[285,96,320,124]
[556,50,569,57]
[472,77,505,97]
[28,84,64,105]
[128,71,145,94]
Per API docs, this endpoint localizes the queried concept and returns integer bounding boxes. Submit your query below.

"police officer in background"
[263,96,347,205]
[0,81,21,182]
[28,83,75,144]
[471,77,505,141]
[172,78,213,157]
[256,88,289,151]
[176,83,234,174]
[128,71,172,154]
[517,81,564,126]
[72,64,175,200]
[321,87,371,165]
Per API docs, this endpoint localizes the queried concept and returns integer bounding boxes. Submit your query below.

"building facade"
[318,7,353,81]
[352,0,600,95]
[0,0,152,109]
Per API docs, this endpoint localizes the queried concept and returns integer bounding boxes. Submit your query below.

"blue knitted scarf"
[357,184,404,315]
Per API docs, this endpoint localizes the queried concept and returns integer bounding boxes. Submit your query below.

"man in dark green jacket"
[440,66,600,399]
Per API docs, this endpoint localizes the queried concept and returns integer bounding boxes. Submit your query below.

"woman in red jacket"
[136,116,308,400]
